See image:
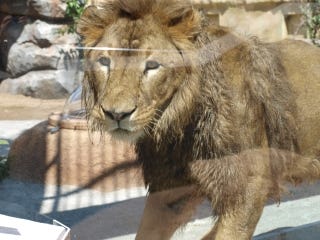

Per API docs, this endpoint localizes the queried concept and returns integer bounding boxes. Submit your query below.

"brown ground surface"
[0,93,66,120]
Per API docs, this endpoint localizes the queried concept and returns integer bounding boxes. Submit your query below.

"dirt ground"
[0,93,66,120]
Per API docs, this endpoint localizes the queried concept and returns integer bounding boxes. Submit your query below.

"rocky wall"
[0,0,82,99]
[0,0,312,99]
[192,0,308,41]
[88,0,308,41]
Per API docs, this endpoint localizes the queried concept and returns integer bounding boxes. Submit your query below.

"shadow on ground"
[255,221,320,240]
[1,178,320,240]
[1,122,320,239]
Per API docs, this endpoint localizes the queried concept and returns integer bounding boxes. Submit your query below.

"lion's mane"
[78,0,301,214]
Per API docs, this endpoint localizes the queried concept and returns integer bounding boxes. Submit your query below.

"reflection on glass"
[62,85,86,120]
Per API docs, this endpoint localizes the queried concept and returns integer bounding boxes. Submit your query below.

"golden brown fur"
[77,0,320,239]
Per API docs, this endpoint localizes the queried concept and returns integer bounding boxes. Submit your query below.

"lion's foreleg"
[190,150,277,240]
[201,175,269,240]
[135,185,203,240]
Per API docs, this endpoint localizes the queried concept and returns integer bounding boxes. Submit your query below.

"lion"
[77,0,320,239]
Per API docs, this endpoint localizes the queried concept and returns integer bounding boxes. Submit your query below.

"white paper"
[0,214,68,240]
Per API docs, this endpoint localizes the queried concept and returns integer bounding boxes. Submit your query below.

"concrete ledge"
[255,220,320,240]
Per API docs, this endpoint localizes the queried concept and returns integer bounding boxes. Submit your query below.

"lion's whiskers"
[154,108,164,118]
[143,126,153,138]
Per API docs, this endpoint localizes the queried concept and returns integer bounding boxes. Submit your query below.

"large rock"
[7,42,81,80]
[0,70,81,99]
[220,7,287,42]
[0,0,29,16]
[7,42,61,77]
[28,0,67,19]
[7,20,80,77]
[0,15,28,72]
[17,20,79,46]
[0,71,9,81]
[0,0,67,19]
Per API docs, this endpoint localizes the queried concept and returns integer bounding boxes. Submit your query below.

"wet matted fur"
[77,0,320,239]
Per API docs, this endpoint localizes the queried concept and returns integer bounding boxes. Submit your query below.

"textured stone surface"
[7,42,61,77]
[0,15,28,72]
[3,19,82,98]
[0,0,67,19]
[87,0,306,42]
[6,20,80,77]
[7,42,81,79]
[220,7,287,41]
[191,0,306,4]
[0,71,9,81]
[17,20,78,46]
[87,0,306,6]
[1,0,311,100]
[0,0,29,16]
[28,0,67,19]
[0,70,80,99]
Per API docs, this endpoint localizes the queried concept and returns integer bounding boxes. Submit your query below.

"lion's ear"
[162,4,201,42]
[77,6,109,46]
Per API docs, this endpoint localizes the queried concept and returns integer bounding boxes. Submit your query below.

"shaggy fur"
[77,0,320,239]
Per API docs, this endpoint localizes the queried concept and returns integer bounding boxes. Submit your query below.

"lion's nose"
[102,107,136,121]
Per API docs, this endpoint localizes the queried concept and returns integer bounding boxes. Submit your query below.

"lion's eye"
[98,57,111,67]
[145,60,160,72]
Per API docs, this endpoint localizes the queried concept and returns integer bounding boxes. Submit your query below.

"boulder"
[7,42,81,79]
[17,20,79,46]
[7,42,61,77]
[28,0,67,19]
[0,0,29,16]
[0,0,67,19]
[6,20,81,78]
[0,15,28,72]
[0,70,81,99]
[0,71,9,81]
[220,7,287,42]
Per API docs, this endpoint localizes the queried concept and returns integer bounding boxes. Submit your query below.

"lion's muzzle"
[102,106,137,122]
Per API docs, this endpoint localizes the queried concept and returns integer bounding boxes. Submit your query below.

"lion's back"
[276,40,320,157]
[213,31,320,156]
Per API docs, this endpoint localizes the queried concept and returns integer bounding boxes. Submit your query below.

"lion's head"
[77,0,202,142]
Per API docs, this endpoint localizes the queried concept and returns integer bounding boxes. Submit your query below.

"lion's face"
[87,21,188,141]
[78,1,201,142]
